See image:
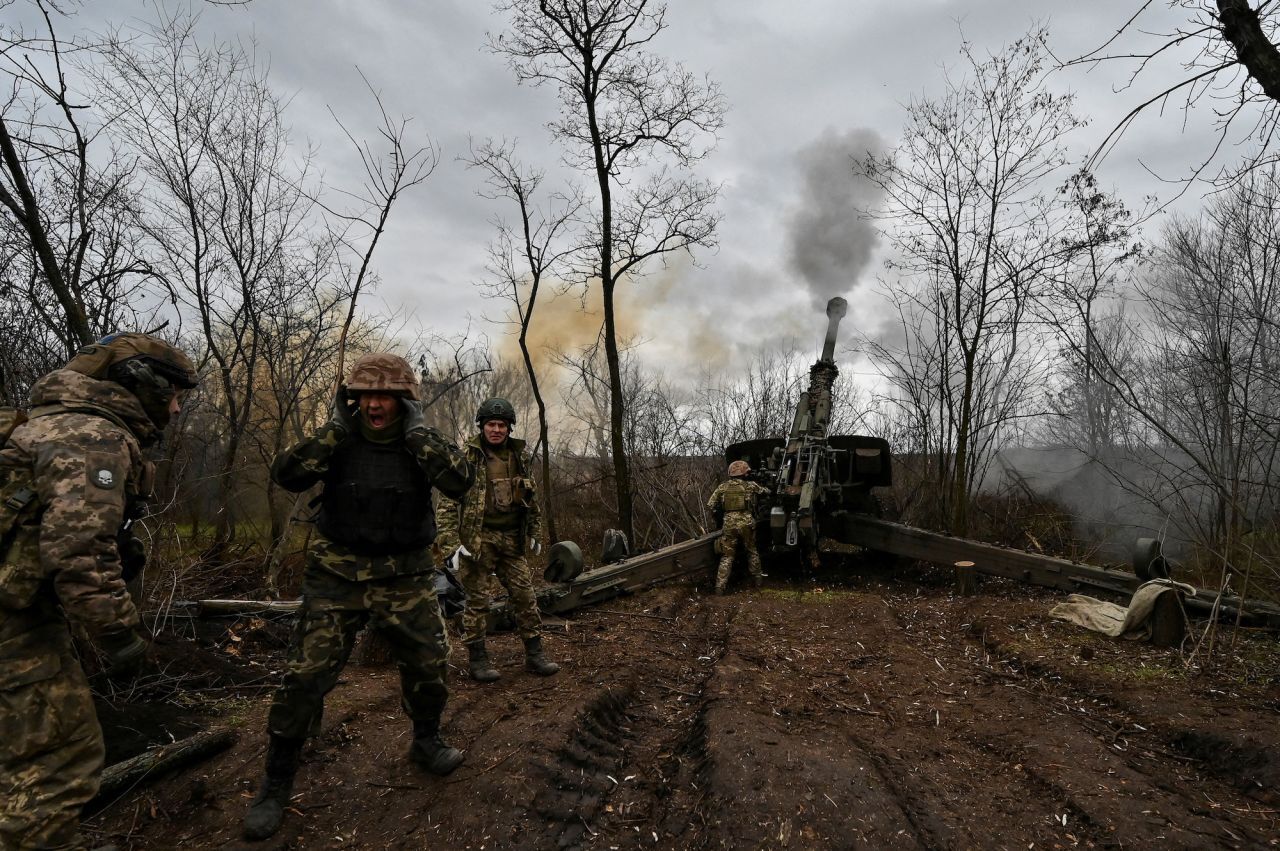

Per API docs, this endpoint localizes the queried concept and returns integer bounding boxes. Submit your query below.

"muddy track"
[86,576,1280,850]
[527,594,736,849]
[885,594,1276,848]
[974,617,1280,807]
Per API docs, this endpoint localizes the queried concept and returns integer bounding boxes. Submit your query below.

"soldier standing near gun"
[707,460,770,595]
[0,333,198,850]
[436,397,559,682]
[243,354,475,841]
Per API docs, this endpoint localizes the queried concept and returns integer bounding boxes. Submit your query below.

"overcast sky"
[47,1,1236,381]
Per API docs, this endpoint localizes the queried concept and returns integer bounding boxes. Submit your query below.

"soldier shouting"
[243,354,475,841]
[436,397,559,682]
[0,333,198,850]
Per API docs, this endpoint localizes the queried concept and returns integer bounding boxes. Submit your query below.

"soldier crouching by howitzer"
[0,333,198,850]
[707,460,771,595]
[242,354,475,842]
[435,397,559,682]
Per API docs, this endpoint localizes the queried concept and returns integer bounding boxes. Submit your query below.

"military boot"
[467,640,500,682]
[410,719,464,775]
[243,734,304,841]
[523,636,560,676]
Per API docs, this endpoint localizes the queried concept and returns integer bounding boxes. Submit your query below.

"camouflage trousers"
[459,527,541,644]
[0,631,103,851]
[716,512,763,592]
[267,565,451,741]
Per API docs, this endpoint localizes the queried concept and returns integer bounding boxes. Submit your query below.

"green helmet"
[475,397,516,427]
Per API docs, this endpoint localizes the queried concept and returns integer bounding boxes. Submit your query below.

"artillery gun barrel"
[820,296,848,363]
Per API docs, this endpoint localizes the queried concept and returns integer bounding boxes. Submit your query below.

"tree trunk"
[1218,0,1280,102]
[951,355,977,536]
[602,277,635,546]
[0,117,93,350]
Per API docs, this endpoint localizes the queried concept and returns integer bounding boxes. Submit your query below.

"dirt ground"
[84,558,1280,850]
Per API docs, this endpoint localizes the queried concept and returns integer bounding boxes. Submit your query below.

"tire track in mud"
[528,593,735,850]
[531,688,635,848]
[687,590,954,850]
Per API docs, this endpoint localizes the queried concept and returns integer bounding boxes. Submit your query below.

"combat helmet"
[66,332,199,428]
[727,460,751,478]
[475,397,516,427]
[344,353,421,401]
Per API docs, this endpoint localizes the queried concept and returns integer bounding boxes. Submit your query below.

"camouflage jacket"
[271,417,475,579]
[0,370,155,659]
[707,478,770,518]
[435,435,542,557]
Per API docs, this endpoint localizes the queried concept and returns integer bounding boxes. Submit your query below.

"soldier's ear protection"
[110,357,175,395]
[108,357,182,429]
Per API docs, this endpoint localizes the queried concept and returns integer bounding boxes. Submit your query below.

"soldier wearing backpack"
[0,333,197,850]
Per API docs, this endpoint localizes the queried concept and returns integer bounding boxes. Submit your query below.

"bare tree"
[859,30,1085,534]
[490,0,725,547]
[1042,170,1145,457]
[1072,1,1280,183]
[463,137,582,543]
[0,0,158,376]
[418,333,498,444]
[93,13,320,551]
[1059,169,1280,607]
[551,334,708,546]
[324,71,438,380]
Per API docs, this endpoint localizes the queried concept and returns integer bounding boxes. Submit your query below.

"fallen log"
[171,599,302,617]
[93,728,238,806]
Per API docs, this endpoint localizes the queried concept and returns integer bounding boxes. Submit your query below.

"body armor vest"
[721,480,755,513]
[317,437,435,555]
[482,447,523,531]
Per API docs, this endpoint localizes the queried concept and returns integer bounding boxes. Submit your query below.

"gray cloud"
[785,128,885,309]
[13,0,1251,374]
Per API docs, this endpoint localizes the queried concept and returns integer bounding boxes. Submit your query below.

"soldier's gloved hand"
[118,532,147,583]
[528,537,543,556]
[401,398,443,454]
[325,387,357,441]
[446,544,471,572]
[99,628,149,682]
[402,397,426,435]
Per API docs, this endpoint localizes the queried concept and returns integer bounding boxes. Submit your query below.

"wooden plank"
[836,514,1139,593]
[837,514,1280,629]
[535,533,720,615]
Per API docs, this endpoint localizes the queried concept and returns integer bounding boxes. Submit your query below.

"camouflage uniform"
[0,369,158,850]
[707,477,770,593]
[435,435,543,644]
[266,416,473,741]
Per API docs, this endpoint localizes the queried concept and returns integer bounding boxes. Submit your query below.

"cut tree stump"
[954,561,978,596]
[1149,591,1188,648]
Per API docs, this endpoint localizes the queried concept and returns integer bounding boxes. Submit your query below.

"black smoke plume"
[786,127,885,308]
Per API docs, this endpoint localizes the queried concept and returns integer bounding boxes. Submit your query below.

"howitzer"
[188,300,1274,632]
[725,296,892,564]
[715,296,1280,631]
[471,296,1279,633]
